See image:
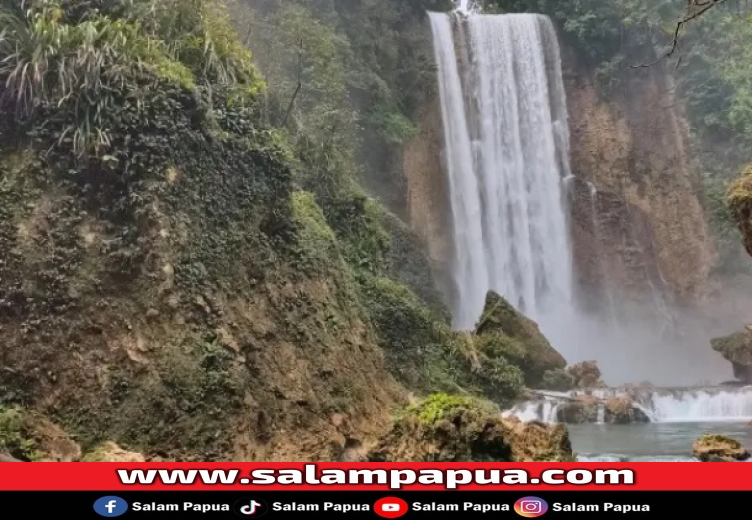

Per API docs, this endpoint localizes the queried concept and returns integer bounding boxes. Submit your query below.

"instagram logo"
[514,497,548,518]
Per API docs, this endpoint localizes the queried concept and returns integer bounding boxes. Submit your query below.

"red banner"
[0,462,748,491]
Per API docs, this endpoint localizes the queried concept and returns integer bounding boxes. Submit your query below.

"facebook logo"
[93,496,129,517]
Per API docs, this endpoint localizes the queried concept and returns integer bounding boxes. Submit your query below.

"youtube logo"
[374,497,409,519]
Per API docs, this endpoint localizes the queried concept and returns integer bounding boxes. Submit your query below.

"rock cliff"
[562,54,716,313]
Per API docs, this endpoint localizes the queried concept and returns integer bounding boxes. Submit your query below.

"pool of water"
[569,421,752,461]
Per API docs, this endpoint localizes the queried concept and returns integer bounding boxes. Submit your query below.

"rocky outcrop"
[475,292,567,388]
[556,396,650,425]
[693,434,751,462]
[727,163,752,257]
[711,331,752,384]
[567,361,604,388]
[368,394,574,462]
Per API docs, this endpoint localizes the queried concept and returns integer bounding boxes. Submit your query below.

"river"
[505,386,752,461]
[571,422,752,461]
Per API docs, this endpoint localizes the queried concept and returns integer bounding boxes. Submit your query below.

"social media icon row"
[93,495,548,518]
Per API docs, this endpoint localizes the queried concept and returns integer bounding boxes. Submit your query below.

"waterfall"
[428,12,574,331]
[506,387,752,424]
[649,389,752,422]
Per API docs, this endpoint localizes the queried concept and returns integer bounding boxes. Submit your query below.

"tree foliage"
[223,0,452,206]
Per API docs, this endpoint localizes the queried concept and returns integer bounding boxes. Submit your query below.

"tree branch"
[282,38,304,127]
[631,0,730,69]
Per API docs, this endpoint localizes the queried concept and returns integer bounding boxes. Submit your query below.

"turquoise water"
[570,422,752,461]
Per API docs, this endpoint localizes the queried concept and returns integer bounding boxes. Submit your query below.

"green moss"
[289,191,341,273]
[476,333,527,367]
[80,445,111,462]
[727,164,752,208]
[153,58,196,90]
[0,407,41,461]
[711,331,752,365]
[96,333,244,459]
[474,291,566,387]
[696,433,742,449]
[405,394,479,425]
[324,192,391,275]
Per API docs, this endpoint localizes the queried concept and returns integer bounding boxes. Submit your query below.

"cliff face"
[562,51,717,315]
[403,95,455,302]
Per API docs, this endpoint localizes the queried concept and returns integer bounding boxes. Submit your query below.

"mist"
[540,304,737,388]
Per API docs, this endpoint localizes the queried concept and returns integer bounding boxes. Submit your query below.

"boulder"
[711,331,752,384]
[474,292,567,387]
[693,434,751,462]
[605,398,650,424]
[368,394,574,462]
[82,442,146,462]
[567,361,605,388]
[556,397,650,424]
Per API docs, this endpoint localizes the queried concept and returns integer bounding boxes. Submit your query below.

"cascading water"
[428,12,574,332]
[506,387,752,424]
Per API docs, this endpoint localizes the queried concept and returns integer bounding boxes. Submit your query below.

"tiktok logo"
[234,498,268,518]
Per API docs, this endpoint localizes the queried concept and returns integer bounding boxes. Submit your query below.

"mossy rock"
[711,331,752,365]
[711,331,752,384]
[727,162,752,257]
[369,394,574,462]
[693,434,751,462]
[475,292,566,387]
[404,394,497,425]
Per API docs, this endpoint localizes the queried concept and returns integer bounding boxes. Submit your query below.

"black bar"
[6,491,740,518]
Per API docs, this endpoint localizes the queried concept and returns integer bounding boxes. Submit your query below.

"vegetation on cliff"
[0,0,570,460]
